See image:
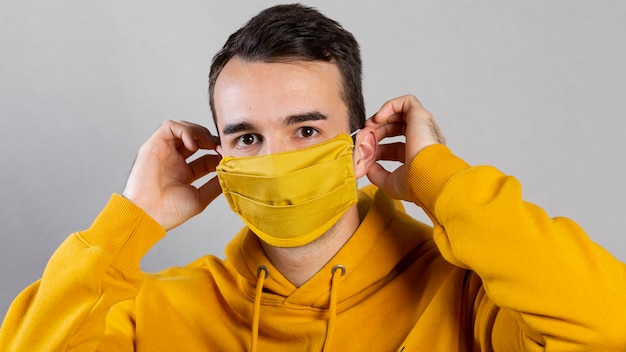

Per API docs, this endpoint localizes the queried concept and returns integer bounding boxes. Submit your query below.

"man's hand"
[123,120,222,231]
[365,95,445,201]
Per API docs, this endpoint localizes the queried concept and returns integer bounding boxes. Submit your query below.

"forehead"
[213,57,347,131]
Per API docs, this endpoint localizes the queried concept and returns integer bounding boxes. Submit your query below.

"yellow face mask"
[216,133,358,248]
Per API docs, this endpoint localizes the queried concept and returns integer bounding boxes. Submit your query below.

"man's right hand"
[122,120,222,231]
[365,95,446,201]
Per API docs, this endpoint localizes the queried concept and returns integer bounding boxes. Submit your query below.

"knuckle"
[162,119,179,129]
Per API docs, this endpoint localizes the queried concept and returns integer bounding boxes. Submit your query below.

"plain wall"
[1,0,625,319]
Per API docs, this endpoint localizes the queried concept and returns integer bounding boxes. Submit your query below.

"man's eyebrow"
[221,112,327,135]
[222,122,255,135]
[284,112,327,125]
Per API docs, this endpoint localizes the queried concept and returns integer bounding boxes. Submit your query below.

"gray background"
[1,0,625,319]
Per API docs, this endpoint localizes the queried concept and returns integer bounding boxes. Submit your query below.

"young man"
[1,4,625,351]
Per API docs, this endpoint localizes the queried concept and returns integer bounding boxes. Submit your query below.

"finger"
[371,121,406,142]
[196,176,222,210]
[367,164,411,201]
[367,95,424,126]
[376,142,406,163]
[158,120,216,153]
[372,95,445,155]
[179,120,219,150]
[155,120,216,160]
[177,142,197,160]
[365,162,391,193]
[366,112,406,129]
[187,154,221,184]
[176,140,217,160]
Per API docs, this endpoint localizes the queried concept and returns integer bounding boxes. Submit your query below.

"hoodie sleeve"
[407,144,626,351]
[0,194,165,351]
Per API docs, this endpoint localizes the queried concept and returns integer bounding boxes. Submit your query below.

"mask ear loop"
[349,129,360,144]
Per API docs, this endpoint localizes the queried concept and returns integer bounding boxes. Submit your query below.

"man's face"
[213,56,350,158]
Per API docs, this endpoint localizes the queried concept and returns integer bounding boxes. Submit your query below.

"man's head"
[211,4,379,250]
[208,4,364,135]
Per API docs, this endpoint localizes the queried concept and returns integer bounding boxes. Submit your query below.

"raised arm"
[0,120,221,351]
[366,95,626,350]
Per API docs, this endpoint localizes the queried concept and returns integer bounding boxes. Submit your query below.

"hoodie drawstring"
[251,264,344,352]
[251,265,269,352]
[323,265,345,351]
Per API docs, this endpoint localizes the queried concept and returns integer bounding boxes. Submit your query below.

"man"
[1,4,625,351]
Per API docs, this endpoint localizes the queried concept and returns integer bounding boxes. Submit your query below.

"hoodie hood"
[224,185,433,310]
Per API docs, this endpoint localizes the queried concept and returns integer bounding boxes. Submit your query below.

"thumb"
[366,163,411,201]
[366,162,389,190]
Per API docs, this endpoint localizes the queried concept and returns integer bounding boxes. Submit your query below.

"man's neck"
[259,206,360,287]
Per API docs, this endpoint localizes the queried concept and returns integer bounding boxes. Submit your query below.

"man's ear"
[352,127,378,179]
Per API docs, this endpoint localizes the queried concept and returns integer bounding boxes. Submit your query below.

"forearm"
[0,195,165,351]
[409,144,626,349]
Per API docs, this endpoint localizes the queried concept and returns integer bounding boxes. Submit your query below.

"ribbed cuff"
[408,144,471,218]
[78,194,166,270]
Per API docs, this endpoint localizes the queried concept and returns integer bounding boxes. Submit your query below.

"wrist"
[408,145,470,214]
[79,194,166,269]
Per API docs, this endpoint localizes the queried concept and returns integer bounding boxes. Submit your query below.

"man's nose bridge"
[263,136,290,155]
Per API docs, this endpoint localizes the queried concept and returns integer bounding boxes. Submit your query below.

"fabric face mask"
[216,133,358,248]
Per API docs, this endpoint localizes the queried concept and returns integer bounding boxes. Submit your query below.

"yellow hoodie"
[1,145,625,351]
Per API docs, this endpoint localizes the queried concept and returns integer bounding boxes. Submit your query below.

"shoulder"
[140,254,230,290]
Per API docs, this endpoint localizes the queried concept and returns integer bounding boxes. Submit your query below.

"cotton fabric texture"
[216,133,358,248]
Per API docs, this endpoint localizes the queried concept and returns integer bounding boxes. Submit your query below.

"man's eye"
[297,127,319,138]
[236,133,260,147]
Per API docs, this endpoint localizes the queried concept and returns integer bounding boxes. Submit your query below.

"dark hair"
[208,3,364,133]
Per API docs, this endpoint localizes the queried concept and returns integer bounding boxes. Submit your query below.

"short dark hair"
[208,3,365,133]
